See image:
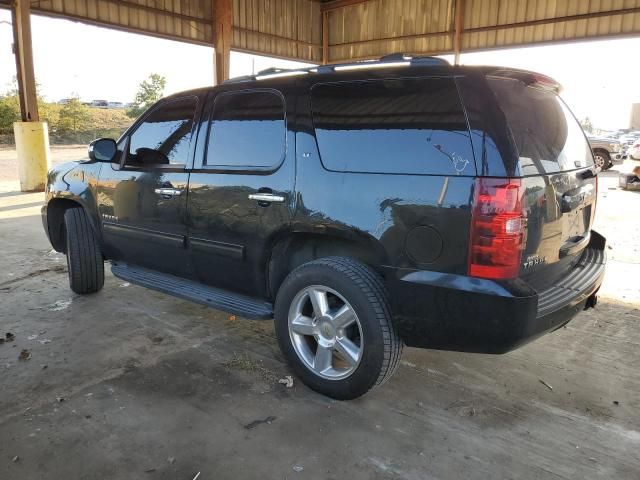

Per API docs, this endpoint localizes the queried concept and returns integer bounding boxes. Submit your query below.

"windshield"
[487,76,593,175]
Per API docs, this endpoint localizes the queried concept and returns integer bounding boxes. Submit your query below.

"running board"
[111,262,273,320]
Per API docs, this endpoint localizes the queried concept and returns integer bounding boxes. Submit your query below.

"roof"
[217,54,561,93]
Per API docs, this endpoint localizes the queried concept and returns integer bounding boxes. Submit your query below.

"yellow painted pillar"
[13,121,51,192]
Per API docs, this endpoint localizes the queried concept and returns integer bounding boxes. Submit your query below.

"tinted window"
[128,97,197,166]
[311,78,475,175]
[206,91,285,167]
[487,77,593,174]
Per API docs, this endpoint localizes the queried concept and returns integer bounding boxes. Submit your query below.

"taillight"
[468,178,526,280]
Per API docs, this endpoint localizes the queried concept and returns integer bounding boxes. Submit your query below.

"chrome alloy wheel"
[288,285,363,380]
[594,153,606,169]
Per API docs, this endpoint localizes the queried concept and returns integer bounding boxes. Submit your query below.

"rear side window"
[206,90,285,168]
[487,77,593,174]
[311,77,475,176]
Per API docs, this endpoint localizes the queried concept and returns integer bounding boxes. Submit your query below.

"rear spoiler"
[482,68,562,94]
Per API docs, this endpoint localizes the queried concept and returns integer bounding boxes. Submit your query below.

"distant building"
[630,103,640,130]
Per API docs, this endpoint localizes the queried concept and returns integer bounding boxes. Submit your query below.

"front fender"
[43,161,104,250]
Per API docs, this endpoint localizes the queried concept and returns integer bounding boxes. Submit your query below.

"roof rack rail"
[223,67,310,84]
[316,53,448,73]
[223,52,449,84]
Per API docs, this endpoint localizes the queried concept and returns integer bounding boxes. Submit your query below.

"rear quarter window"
[311,77,476,176]
[487,76,593,175]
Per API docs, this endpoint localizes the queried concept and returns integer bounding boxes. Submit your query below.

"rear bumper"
[384,231,606,354]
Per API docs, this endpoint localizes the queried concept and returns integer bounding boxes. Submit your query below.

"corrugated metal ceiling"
[326,0,640,62]
[0,0,638,63]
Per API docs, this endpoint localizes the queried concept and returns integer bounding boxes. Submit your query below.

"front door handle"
[154,188,182,198]
[248,193,285,203]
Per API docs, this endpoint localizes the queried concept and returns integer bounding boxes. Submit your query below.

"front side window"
[311,77,475,176]
[127,97,197,167]
[206,90,285,168]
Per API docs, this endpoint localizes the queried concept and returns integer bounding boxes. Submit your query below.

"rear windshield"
[487,76,593,175]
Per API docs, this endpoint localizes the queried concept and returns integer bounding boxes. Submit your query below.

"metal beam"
[11,0,38,121]
[322,10,329,64]
[453,0,465,65]
[233,26,322,50]
[330,28,450,48]
[321,0,373,13]
[464,6,640,35]
[212,0,232,85]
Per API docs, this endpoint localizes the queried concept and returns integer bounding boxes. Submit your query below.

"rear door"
[485,75,597,289]
[97,96,200,277]
[186,88,295,297]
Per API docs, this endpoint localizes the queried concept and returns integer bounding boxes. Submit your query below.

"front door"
[187,88,295,297]
[97,95,201,278]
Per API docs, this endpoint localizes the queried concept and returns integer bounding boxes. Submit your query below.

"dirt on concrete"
[0,156,639,479]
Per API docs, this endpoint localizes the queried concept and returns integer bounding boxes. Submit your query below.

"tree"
[127,73,166,118]
[0,77,56,135]
[0,93,20,134]
[0,79,22,134]
[580,117,594,134]
[58,97,90,133]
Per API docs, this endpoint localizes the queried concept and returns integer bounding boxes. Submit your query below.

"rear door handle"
[248,193,285,203]
[154,188,182,198]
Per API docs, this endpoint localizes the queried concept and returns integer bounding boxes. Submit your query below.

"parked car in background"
[628,140,640,160]
[587,135,624,169]
[41,58,606,399]
[90,99,109,108]
[618,132,640,148]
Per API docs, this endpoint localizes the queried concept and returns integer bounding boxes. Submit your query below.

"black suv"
[42,56,606,400]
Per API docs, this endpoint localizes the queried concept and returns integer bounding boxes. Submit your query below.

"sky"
[0,9,639,130]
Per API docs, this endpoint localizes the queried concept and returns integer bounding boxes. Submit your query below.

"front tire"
[274,257,402,400]
[593,150,612,170]
[64,207,104,294]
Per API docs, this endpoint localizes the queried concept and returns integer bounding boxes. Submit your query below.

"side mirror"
[88,138,117,162]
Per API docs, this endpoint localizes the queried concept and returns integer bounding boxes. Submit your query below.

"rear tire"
[64,207,104,294]
[274,257,402,400]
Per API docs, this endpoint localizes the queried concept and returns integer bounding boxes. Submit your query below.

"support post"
[213,0,232,85]
[12,0,38,121]
[322,11,329,65]
[453,0,465,65]
[12,0,49,192]
[14,122,51,192]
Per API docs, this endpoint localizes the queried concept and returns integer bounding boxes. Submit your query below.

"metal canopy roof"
[3,0,640,123]
[1,0,639,65]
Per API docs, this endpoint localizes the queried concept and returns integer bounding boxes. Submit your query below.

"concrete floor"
[1,152,639,479]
